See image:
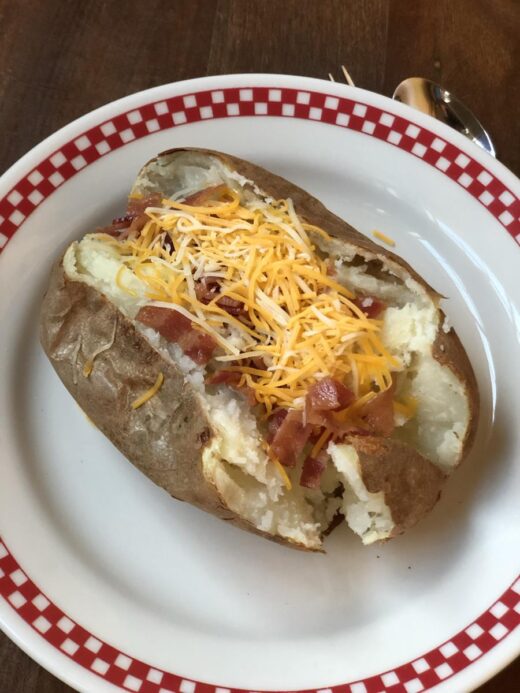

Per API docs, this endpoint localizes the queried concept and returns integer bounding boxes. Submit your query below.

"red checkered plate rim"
[0,75,519,693]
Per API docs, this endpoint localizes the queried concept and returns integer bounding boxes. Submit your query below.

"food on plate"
[40,148,479,550]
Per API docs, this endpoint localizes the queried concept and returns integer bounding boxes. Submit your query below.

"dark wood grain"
[0,0,518,691]
[384,0,520,174]
[207,0,388,88]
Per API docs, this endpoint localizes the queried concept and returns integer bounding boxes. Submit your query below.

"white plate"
[0,74,519,693]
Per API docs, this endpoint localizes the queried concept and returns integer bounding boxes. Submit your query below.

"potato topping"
[92,188,401,414]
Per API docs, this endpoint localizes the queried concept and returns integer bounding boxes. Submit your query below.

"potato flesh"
[204,443,323,550]
[328,442,394,544]
[333,260,470,471]
[62,153,471,547]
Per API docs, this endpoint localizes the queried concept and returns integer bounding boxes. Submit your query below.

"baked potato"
[40,148,479,550]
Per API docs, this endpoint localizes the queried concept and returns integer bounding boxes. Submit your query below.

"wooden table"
[0,1,518,690]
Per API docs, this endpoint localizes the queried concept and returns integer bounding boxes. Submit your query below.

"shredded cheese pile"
[93,188,401,413]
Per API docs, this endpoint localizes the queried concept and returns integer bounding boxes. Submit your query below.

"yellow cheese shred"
[310,428,330,458]
[82,318,118,378]
[131,372,164,409]
[393,395,418,419]
[372,230,396,247]
[263,442,292,490]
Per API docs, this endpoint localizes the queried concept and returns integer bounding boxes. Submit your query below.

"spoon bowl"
[393,77,495,157]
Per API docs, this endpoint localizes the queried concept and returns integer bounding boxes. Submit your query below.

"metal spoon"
[393,77,495,157]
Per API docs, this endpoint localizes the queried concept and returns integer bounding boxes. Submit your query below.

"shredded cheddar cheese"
[82,318,118,379]
[263,442,293,490]
[131,372,164,409]
[94,187,402,413]
[310,428,330,458]
[393,395,418,419]
[273,457,292,490]
[372,230,395,247]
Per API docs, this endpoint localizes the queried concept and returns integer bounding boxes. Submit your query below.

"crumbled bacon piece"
[206,370,241,386]
[195,277,221,303]
[205,370,256,405]
[358,382,395,437]
[126,193,163,216]
[326,260,337,276]
[304,377,355,430]
[215,294,245,316]
[307,377,355,412]
[195,277,245,316]
[249,356,267,370]
[111,214,135,229]
[98,194,164,238]
[136,306,216,365]
[184,184,228,206]
[162,234,174,253]
[266,409,288,443]
[270,410,312,468]
[300,453,327,489]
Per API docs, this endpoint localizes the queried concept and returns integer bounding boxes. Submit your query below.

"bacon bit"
[305,378,356,430]
[300,454,327,489]
[99,214,134,236]
[262,443,293,491]
[95,193,166,238]
[266,408,288,443]
[249,356,267,370]
[345,427,372,436]
[358,382,395,436]
[206,370,241,386]
[195,276,220,303]
[96,194,166,238]
[112,213,136,227]
[206,370,256,405]
[99,208,153,239]
[127,193,163,215]
[184,184,228,206]
[162,234,174,253]
[307,377,355,412]
[352,294,386,319]
[216,294,245,316]
[270,410,312,468]
[326,260,337,276]
[136,306,216,365]
[195,277,245,316]
[241,385,258,406]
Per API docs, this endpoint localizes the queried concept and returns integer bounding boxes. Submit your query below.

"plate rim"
[0,73,519,693]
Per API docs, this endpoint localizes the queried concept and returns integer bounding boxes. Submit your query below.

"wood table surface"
[0,1,518,691]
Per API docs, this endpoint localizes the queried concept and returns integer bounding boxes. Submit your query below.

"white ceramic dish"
[0,74,519,693]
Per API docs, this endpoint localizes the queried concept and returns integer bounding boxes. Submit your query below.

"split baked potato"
[40,148,479,550]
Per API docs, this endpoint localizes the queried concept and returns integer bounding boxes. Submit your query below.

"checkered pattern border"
[0,86,519,690]
[0,86,519,253]
[0,539,519,692]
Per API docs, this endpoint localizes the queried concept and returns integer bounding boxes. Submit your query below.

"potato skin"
[40,261,222,514]
[40,261,314,550]
[345,436,446,537]
[432,320,479,462]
